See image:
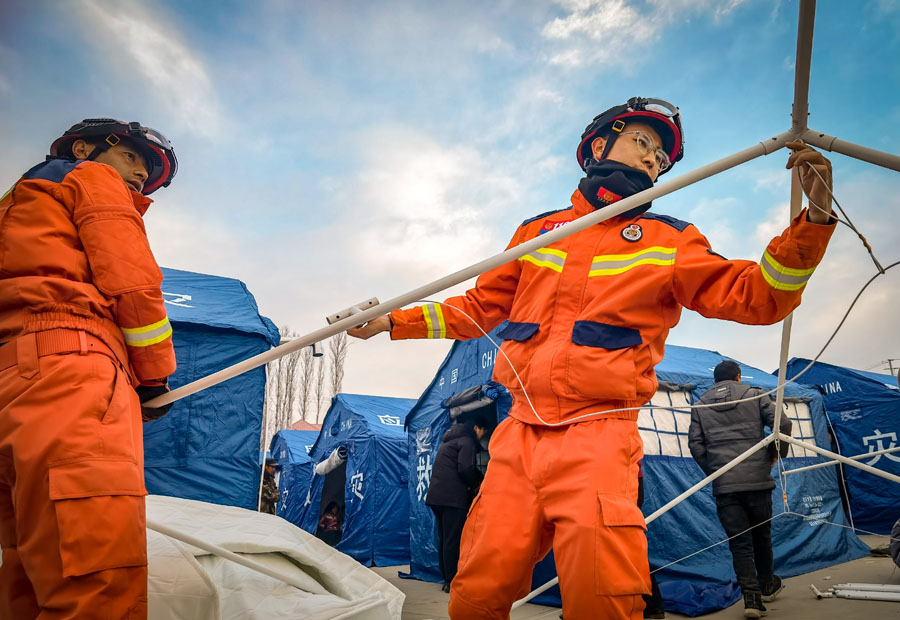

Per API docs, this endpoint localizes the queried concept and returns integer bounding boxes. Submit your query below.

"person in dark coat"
[426,417,488,592]
[688,360,791,619]
[260,458,280,515]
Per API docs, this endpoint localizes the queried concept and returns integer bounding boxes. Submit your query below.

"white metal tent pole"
[778,434,900,484]
[772,0,816,450]
[510,435,778,608]
[144,131,794,409]
[783,445,900,476]
[146,518,316,591]
[801,129,900,173]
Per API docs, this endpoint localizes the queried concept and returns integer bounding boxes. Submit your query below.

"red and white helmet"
[577,97,684,175]
[50,118,178,194]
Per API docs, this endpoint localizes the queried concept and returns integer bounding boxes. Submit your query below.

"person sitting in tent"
[426,416,488,593]
[260,458,281,515]
[316,501,344,547]
[349,97,835,619]
[0,118,177,619]
[688,360,791,618]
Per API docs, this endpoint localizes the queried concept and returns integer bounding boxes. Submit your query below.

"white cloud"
[541,0,749,67]
[77,0,222,138]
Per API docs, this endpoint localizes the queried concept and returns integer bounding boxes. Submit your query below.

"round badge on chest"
[621,224,642,242]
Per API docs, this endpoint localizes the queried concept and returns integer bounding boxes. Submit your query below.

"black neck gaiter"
[577,161,654,219]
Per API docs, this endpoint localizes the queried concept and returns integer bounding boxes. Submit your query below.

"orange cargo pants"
[448,413,650,620]
[0,330,149,619]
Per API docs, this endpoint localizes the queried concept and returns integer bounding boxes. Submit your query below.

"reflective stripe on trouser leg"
[0,351,149,619]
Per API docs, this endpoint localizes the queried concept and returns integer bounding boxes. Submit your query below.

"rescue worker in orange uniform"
[0,118,178,619]
[349,97,836,619]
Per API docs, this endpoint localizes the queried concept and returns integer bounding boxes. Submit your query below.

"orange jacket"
[0,159,176,383]
[390,188,835,426]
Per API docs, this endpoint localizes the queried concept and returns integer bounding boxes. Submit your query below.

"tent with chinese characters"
[404,330,869,615]
[143,267,280,510]
[294,393,417,566]
[785,358,900,534]
[270,429,321,525]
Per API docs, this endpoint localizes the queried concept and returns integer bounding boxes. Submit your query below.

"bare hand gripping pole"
[143,131,793,409]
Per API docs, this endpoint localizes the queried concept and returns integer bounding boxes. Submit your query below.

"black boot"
[441,581,451,593]
[761,575,784,602]
[743,590,767,618]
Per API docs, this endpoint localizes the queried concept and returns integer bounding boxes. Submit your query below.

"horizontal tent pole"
[801,128,900,173]
[511,434,777,609]
[779,435,900,485]
[145,130,794,409]
[147,519,310,590]
[784,444,900,475]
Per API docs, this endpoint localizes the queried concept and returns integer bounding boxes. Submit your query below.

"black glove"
[136,379,173,422]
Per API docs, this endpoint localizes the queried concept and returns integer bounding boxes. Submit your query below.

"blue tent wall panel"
[786,358,900,534]
[143,268,279,511]
[271,430,320,523]
[297,394,416,566]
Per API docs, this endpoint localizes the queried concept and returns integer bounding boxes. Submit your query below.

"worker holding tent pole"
[0,119,177,619]
[349,97,836,619]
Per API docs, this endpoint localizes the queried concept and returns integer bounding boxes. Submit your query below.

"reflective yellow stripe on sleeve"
[759,251,816,291]
[422,303,446,339]
[121,316,173,347]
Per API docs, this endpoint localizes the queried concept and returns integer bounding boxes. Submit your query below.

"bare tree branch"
[328,332,349,397]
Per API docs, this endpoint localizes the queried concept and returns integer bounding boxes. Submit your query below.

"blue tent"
[297,393,416,566]
[641,345,869,615]
[271,429,321,525]
[143,267,279,510]
[403,323,562,606]
[405,333,868,615]
[785,358,900,534]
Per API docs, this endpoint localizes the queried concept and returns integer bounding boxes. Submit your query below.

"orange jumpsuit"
[0,158,176,619]
[389,188,834,618]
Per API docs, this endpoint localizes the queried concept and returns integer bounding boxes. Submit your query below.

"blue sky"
[2,0,898,405]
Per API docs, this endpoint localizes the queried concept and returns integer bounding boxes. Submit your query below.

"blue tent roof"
[404,336,868,614]
[786,358,900,535]
[143,268,279,510]
[159,267,279,340]
[295,393,416,566]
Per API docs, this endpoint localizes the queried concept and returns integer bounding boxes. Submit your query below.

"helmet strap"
[84,134,120,161]
[599,118,627,162]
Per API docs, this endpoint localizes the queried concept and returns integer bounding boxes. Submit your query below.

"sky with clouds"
[2,0,898,412]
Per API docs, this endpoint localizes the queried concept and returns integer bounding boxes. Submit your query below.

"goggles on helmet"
[50,118,178,195]
[577,97,684,175]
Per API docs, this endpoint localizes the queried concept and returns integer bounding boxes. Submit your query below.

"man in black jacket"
[426,417,488,593]
[688,361,791,619]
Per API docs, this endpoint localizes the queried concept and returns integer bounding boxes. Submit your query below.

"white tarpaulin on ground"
[147,495,404,620]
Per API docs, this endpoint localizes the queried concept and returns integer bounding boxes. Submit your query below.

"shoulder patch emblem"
[621,224,642,242]
[539,219,572,235]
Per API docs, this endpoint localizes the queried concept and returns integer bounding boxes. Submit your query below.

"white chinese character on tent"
[162,291,194,308]
[378,414,402,426]
[416,454,433,502]
[451,368,458,384]
[862,429,900,465]
[350,472,365,500]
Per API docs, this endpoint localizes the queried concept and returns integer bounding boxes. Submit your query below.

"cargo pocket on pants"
[457,493,483,571]
[595,493,650,596]
[49,457,147,578]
